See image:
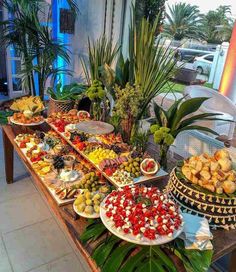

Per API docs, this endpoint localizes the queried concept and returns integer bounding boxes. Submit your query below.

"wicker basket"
[47,96,75,116]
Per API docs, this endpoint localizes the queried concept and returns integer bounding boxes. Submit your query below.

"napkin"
[184,239,213,250]
[181,213,213,251]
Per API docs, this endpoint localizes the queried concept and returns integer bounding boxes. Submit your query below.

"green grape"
[164,133,175,145]
[150,124,159,134]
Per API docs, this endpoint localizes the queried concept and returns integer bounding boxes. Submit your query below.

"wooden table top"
[2,123,236,271]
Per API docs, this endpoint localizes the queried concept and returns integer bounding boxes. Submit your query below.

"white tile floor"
[0,133,91,272]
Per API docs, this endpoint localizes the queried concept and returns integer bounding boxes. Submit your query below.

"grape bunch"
[130,150,143,159]
[35,131,45,140]
[150,125,174,146]
[53,156,65,171]
[111,145,122,154]
[70,132,88,142]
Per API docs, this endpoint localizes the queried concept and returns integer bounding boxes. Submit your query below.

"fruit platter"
[100,185,184,245]
[14,130,110,206]
[168,149,236,229]
[47,109,90,131]
[46,120,168,187]
[10,96,45,125]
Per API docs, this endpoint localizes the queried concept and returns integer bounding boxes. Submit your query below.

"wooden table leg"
[229,249,236,272]
[2,128,14,184]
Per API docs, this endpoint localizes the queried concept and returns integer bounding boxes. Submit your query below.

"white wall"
[71,0,134,82]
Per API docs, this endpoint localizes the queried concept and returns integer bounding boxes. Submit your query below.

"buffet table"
[2,123,236,272]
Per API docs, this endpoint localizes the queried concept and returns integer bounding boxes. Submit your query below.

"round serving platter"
[73,201,100,219]
[100,195,184,246]
[9,116,45,126]
[75,121,114,135]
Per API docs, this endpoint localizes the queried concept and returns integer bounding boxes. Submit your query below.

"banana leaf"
[80,221,107,243]
[102,243,136,272]
[173,239,213,272]
[80,219,213,272]
[152,246,177,272]
[92,236,121,267]
[119,248,147,272]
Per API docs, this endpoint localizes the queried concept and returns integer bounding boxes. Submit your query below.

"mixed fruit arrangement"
[103,186,183,240]
[15,131,109,203]
[47,109,90,130]
[47,116,161,186]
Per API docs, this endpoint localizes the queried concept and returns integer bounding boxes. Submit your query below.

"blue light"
[52,0,71,88]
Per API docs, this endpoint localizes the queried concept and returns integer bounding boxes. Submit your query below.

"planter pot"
[48,96,75,116]
[174,68,197,84]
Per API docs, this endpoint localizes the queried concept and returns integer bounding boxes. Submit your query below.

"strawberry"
[19,142,26,148]
[77,142,86,151]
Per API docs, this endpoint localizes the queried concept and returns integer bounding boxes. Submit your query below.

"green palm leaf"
[152,246,177,272]
[102,243,136,272]
[92,236,121,267]
[119,248,147,272]
[80,222,107,243]
[173,239,213,272]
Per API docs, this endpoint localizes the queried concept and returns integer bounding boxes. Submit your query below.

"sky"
[166,0,236,17]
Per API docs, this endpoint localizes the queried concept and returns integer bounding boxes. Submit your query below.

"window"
[204,55,214,62]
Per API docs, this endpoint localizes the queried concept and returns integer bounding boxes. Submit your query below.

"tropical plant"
[130,130,150,153]
[0,111,13,125]
[0,0,79,99]
[113,83,143,141]
[115,53,134,89]
[163,3,204,40]
[80,219,213,272]
[47,81,87,101]
[108,114,121,134]
[131,16,179,126]
[201,5,233,43]
[135,0,166,34]
[81,35,120,86]
[150,97,230,170]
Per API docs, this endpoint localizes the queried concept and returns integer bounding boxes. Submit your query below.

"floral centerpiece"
[86,80,106,120]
